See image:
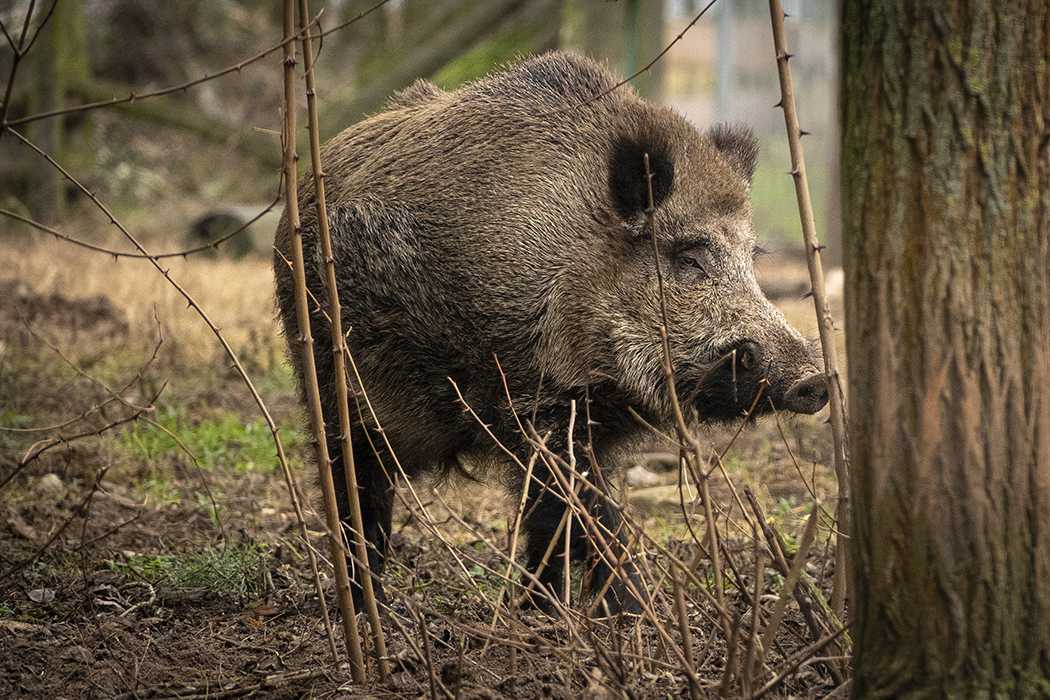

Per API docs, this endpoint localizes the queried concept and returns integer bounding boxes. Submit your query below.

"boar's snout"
[696,338,829,420]
[783,372,829,415]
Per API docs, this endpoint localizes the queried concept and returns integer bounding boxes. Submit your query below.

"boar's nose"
[783,372,829,414]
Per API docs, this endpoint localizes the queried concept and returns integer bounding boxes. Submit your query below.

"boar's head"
[545,111,828,426]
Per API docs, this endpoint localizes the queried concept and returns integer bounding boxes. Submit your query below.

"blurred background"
[0,0,838,262]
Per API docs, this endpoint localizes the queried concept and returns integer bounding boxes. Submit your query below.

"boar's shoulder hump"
[471,51,617,110]
[386,79,446,110]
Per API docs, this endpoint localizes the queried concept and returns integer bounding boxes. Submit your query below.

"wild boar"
[274,51,828,613]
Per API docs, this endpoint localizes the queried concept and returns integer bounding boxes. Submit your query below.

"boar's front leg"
[520,460,646,615]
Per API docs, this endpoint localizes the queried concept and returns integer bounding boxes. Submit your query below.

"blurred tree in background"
[1,0,665,224]
[2,0,836,255]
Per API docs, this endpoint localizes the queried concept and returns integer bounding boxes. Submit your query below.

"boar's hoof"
[784,373,829,414]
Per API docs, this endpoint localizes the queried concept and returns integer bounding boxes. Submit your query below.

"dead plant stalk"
[296,0,389,682]
[767,0,851,621]
[644,152,734,686]
[280,0,364,680]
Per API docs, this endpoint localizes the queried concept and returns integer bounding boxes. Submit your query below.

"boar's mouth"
[683,340,828,423]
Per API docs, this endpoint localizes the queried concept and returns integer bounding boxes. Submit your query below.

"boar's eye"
[674,249,710,282]
[678,253,702,269]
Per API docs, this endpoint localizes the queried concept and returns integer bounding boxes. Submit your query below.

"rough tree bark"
[842,1,1050,698]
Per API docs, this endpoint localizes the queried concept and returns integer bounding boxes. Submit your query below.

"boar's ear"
[706,124,758,187]
[609,133,675,221]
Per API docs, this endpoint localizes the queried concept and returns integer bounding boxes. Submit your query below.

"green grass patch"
[164,542,270,598]
[108,543,270,599]
[121,409,303,472]
[108,553,174,580]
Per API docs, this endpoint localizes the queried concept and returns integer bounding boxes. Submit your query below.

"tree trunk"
[841,2,1050,698]
[28,0,90,221]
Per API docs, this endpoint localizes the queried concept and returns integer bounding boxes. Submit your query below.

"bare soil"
[0,255,847,699]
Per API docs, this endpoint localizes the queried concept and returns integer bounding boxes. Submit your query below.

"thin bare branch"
[279,0,357,675]
[767,0,850,622]
[298,0,389,679]
[0,192,283,261]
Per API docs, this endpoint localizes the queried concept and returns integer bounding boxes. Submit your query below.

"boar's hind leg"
[522,474,646,615]
[329,430,394,609]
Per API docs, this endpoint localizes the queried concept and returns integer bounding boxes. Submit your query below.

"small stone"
[37,473,64,498]
[625,465,659,487]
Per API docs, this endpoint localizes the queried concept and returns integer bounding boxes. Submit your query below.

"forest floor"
[0,235,847,699]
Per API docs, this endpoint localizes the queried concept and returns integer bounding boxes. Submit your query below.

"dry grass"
[2,223,282,370]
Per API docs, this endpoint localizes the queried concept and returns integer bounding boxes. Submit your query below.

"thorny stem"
[297,0,389,682]
[767,0,851,623]
[280,0,363,678]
